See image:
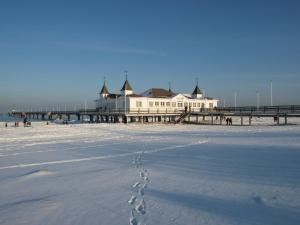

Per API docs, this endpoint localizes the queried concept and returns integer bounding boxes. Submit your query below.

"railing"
[215,105,300,113]
[10,105,300,116]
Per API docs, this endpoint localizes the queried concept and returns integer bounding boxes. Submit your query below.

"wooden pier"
[9,105,300,126]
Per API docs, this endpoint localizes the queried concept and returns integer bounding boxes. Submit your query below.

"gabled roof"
[192,84,202,95]
[142,88,173,98]
[120,79,133,91]
[100,82,109,94]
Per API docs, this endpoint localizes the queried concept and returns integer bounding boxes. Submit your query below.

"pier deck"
[9,105,300,125]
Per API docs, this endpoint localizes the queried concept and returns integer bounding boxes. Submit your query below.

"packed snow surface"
[0,122,300,225]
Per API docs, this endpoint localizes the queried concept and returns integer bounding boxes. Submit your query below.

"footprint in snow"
[128,195,137,205]
[135,199,146,215]
[132,182,140,188]
[129,210,138,225]
[252,195,264,205]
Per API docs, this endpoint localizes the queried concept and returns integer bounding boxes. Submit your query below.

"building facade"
[95,78,218,113]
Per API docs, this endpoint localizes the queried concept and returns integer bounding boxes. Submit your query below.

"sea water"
[0,114,18,122]
[0,114,41,122]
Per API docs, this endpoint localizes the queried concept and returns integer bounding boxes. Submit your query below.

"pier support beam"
[277,116,280,125]
[67,114,71,121]
[285,115,287,125]
[211,115,214,125]
[219,116,222,125]
[241,116,243,126]
[249,116,252,126]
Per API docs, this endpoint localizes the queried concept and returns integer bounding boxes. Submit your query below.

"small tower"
[100,78,110,99]
[120,71,133,95]
[168,81,172,93]
[192,79,202,99]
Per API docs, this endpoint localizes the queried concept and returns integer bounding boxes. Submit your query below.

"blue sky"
[0,0,300,112]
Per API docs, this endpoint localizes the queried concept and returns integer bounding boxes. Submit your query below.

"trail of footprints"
[129,153,150,225]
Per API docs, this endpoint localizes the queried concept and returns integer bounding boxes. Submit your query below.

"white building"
[95,78,218,113]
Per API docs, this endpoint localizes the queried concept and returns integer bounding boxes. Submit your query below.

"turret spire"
[168,81,172,93]
[120,71,133,95]
[192,77,202,98]
[100,76,109,96]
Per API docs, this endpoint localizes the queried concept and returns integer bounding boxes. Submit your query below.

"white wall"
[95,94,218,112]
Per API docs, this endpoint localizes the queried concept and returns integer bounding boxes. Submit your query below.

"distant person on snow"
[229,117,233,125]
[226,118,229,125]
[23,117,27,126]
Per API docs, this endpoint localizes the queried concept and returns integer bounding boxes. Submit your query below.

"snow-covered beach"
[0,122,300,225]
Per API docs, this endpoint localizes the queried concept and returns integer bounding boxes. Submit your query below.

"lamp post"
[270,80,273,106]
[256,91,260,110]
[115,95,118,112]
[234,92,237,108]
[124,93,126,114]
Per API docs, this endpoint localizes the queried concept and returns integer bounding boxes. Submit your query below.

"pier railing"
[9,105,300,117]
[214,105,300,114]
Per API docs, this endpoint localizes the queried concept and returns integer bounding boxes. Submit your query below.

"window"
[172,102,176,107]
[166,102,170,107]
[209,103,213,108]
[193,103,196,107]
[189,103,192,107]
[161,102,165,107]
[178,103,183,107]
[136,101,142,107]
[201,103,205,108]
[197,103,200,107]
[155,102,159,107]
[149,102,153,107]
[184,103,188,107]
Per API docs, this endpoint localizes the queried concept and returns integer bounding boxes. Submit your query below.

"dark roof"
[192,84,202,95]
[120,79,133,91]
[100,82,109,94]
[106,93,122,99]
[127,93,142,97]
[106,93,141,98]
[146,88,173,98]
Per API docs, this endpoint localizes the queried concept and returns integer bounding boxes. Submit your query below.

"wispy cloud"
[57,41,166,56]
[0,39,166,56]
